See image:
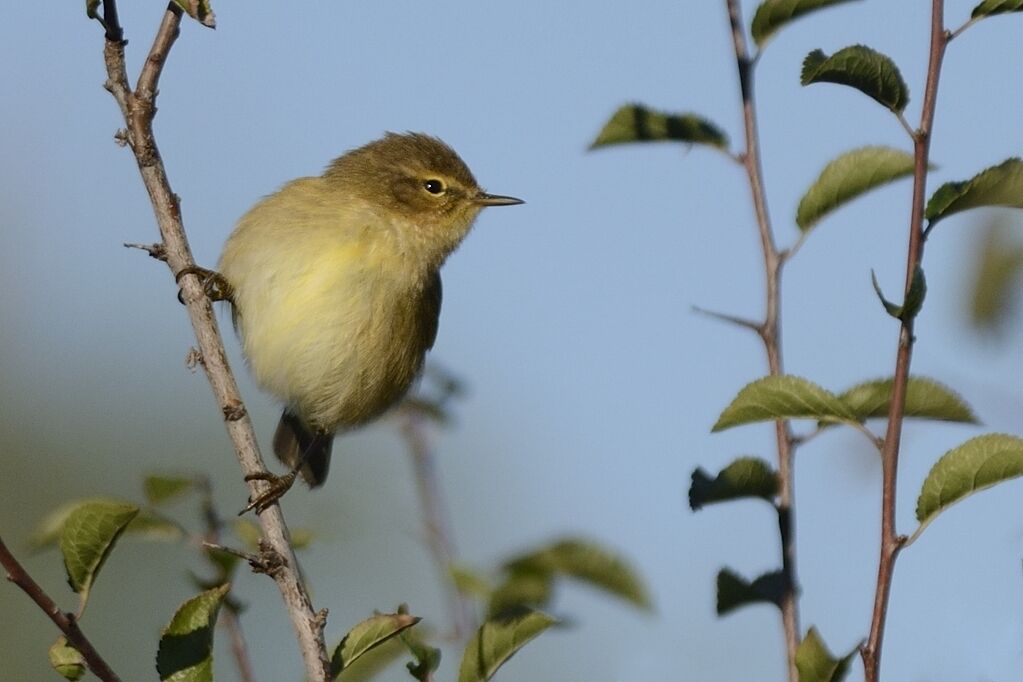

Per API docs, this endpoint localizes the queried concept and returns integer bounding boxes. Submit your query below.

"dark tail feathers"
[273,411,333,488]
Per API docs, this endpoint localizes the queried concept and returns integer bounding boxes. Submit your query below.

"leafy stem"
[861,1,949,679]
[724,1,799,679]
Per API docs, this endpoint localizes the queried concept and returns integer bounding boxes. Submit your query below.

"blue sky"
[2,2,1022,680]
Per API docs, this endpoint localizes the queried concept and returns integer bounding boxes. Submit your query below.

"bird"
[179,132,522,512]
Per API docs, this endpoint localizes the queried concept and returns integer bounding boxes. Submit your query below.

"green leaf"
[231,519,262,550]
[488,570,554,619]
[331,613,421,678]
[751,0,862,47]
[926,158,1023,224]
[716,568,786,615]
[85,0,101,20]
[503,539,652,610]
[914,434,1023,536]
[156,584,230,682]
[800,46,909,113]
[59,500,139,612]
[967,221,1023,332]
[400,623,442,682]
[972,0,1023,18]
[689,457,779,510]
[144,476,195,504]
[590,104,728,150]
[49,637,86,681]
[31,499,179,551]
[458,611,558,682]
[795,627,856,682]
[126,509,186,542]
[713,375,858,431]
[451,564,494,599]
[171,0,217,28]
[837,376,978,424]
[796,146,915,232]
[871,265,926,321]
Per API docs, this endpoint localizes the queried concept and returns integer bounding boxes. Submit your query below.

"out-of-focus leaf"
[972,0,1023,18]
[713,375,858,431]
[49,637,86,681]
[795,627,857,682]
[59,500,139,612]
[796,146,915,232]
[967,220,1023,332]
[926,158,1023,224]
[331,612,420,678]
[156,584,230,682]
[488,570,553,619]
[503,539,651,610]
[30,499,179,550]
[751,0,861,47]
[231,519,262,550]
[689,457,779,510]
[590,104,728,150]
[800,46,909,113]
[914,434,1023,537]
[400,622,442,682]
[458,611,557,682]
[451,564,493,599]
[836,376,978,424]
[716,568,786,615]
[143,476,195,505]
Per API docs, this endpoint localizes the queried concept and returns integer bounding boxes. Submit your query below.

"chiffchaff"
[189,132,521,512]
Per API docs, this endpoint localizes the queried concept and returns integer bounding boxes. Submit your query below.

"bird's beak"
[475,192,524,207]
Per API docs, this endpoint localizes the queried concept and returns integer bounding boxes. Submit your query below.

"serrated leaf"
[31,499,179,551]
[590,104,728,150]
[49,637,86,681]
[915,434,1023,536]
[795,627,856,682]
[837,376,978,424]
[926,158,1023,224]
[716,568,786,615]
[689,457,779,510]
[458,611,557,682]
[144,476,195,504]
[801,46,909,113]
[60,500,139,612]
[871,266,926,321]
[172,0,216,28]
[156,584,230,682]
[797,146,915,232]
[331,613,421,678]
[503,539,651,610]
[972,0,1023,18]
[713,375,858,431]
[751,0,861,47]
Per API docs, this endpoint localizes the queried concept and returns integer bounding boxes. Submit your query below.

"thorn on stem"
[123,241,167,261]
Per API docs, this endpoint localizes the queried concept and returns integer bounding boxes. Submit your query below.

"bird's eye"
[423,179,446,195]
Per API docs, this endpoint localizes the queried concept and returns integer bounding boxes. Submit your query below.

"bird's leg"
[175,265,234,305]
[240,468,299,515]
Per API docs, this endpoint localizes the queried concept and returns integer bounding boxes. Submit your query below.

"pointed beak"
[475,191,525,207]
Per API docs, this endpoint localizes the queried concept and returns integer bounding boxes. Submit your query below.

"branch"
[97,4,329,679]
[399,402,476,640]
[0,535,122,682]
[724,2,800,679]
[861,2,948,680]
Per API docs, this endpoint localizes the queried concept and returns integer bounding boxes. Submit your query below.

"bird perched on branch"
[178,132,522,513]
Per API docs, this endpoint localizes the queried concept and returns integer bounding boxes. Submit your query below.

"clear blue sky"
[2,2,1022,680]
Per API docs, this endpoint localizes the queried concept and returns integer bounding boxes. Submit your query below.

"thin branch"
[691,305,763,333]
[861,2,948,680]
[399,406,475,640]
[724,3,800,679]
[0,535,122,682]
[96,5,329,679]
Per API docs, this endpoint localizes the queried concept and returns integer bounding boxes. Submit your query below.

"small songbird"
[185,132,522,512]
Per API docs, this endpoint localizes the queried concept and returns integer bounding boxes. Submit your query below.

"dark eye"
[423,179,446,195]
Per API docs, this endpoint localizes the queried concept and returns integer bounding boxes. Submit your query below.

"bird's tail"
[273,410,333,488]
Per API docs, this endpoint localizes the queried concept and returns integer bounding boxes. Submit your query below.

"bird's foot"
[239,469,298,515]
[176,265,234,305]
